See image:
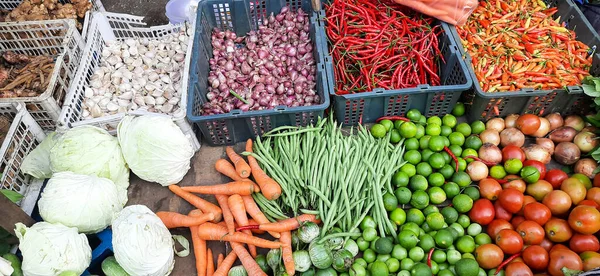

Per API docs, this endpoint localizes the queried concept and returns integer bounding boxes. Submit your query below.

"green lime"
[433,250,446,264]
[394,120,405,130]
[521,166,541,183]
[401,222,422,235]
[392,244,407,260]
[390,208,407,225]
[411,190,430,209]
[380,119,394,131]
[426,212,446,230]
[456,235,476,253]
[357,237,370,251]
[371,124,387,138]
[452,171,472,187]
[404,150,422,165]
[464,136,483,150]
[456,123,472,137]
[428,173,445,187]
[449,223,465,237]
[411,263,432,276]
[410,175,429,191]
[363,227,378,242]
[428,187,447,205]
[452,194,474,213]
[463,186,480,201]
[438,263,449,271]
[448,144,463,157]
[370,261,389,276]
[416,163,433,177]
[407,109,422,121]
[440,125,453,137]
[491,269,505,276]
[400,258,415,271]
[421,222,432,233]
[442,136,451,147]
[419,135,431,150]
[406,208,425,226]
[452,102,465,116]
[370,238,379,252]
[449,132,465,146]
[350,263,366,276]
[466,223,482,236]
[363,248,376,263]
[400,122,418,138]
[443,114,457,128]
[423,205,440,216]
[439,269,454,276]
[504,159,523,175]
[405,138,420,150]
[428,153,446,169]
[415,125,425,139]
[572,173,593,189]
[455,259,480,276]
[439,165,455,180]
[441,207,459,224]
[421,149,434,162]
[435,229,454,249]
[360,216,376,231]
[419,234,435,251]
[461,148,478,163]
[386,258,400,273]
[409,247,425,262]
[426,124,442,136]
[400,163,416,177]
[441,151,452,164]
[443,182,461,199]
[375,237,394,254]
[398,230,419,249]
[428,136,446,152]
[490,165,507,179]
[452,158,467,172]
[475,233,492,245]
[383,192,398,211]
[471,121,485,134]
[394,187,412,204]
[390,129,402,144]
[427,116,442,125]
[355,258,368,267]
[447,249,462,265]
[392,171,410,187]
[457,214,471,228]
[462,253,475,260]
[419,115,427,124]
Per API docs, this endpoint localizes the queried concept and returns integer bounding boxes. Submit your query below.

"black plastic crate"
[187,0,330,146]
[449,0,600,121]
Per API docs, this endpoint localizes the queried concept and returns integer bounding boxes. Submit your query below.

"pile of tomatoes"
[468,144,600,276]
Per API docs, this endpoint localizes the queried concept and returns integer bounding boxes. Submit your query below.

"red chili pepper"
[463,155,498,166]
[427,248,434,268]
[375,116,410,123]
[444,146,460,172]
[495,253,522,275]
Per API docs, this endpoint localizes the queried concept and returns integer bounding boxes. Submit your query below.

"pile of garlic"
[81,28,189,119]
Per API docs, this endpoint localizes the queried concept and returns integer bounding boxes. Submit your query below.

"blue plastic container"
[82,229,114,276]
[186,0,330,146]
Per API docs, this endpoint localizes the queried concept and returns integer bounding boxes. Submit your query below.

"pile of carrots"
[159,139,320,276]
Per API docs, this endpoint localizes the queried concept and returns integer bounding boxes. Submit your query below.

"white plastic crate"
[59,12,201,151]
[0,103,45,215]
[0,19,85,131]
[0,0,105,29]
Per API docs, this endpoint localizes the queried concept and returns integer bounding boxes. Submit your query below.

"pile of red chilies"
[325,0,443,94]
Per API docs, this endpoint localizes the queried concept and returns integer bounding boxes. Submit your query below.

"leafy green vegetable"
[1,189,23,203]
[3,253,22,276]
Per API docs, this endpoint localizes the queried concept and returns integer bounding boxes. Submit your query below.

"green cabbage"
[20,132,60,179]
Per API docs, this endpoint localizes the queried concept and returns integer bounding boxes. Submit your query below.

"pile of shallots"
[202,6,319,115]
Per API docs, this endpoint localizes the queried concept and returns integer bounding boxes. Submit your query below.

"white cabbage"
[38,172,125,234]
[112,205,174,276]
[20,132,60,179]
[49,125,129,204]
[15,222,91,276]
[117,115,193,186]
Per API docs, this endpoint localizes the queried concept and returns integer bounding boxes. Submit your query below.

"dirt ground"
[102,0,170,26]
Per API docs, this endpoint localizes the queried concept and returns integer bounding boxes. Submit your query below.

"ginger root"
[3,0,90,23]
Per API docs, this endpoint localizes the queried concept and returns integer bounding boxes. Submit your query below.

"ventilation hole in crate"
[250,0,267,28]
[427,92,453,116]
[295,113,316,125]
[447,59,468,86]
[385,95,409,116]
[526,93,557,115]
[289,0,301,12]
[481,98,509,120]
[344,99,365,125]
[213,3,233,30]
[207,120,231,145]
[250,116,272,136]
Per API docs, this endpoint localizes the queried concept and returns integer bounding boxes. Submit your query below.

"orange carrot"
[228,195,257,258]
[230,242,267,276]
[156,211,215,229]
[226,146,251,178]
[280,231,295,276]
[215,195,235,234]
[246,139,281,200]
[242,195,280,238]
[213,251,237,276]
[237,214,320,232]
[207,248,215,276]
[196,223,282,248]
[169,185,222,221]
[181,181,256,195]
[189,210,207,276]
[217,253,224,267]
[216,219,266,234]
[215,159,245,181]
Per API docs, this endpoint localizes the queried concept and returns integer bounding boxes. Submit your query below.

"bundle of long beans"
[245,116,406,237]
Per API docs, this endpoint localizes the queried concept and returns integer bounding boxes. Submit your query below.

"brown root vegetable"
[564,115,585,131]
[545,113,564,131]
[548,127,578,143]
[535,138,555,155]
[505,114,520,128]
[574,131,599,153]
[532,117,551,137]
[523,144,552,164]
[479,143,502,165]
[486,118,505,133]
[500,127,525,147]
[480,129,500,146]
[554,142,581,165]
[574,158,598,179]
[467,161,489,181]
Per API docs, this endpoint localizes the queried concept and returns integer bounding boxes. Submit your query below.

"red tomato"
[526,180,553,202]
[506,261,534,276]
[523,245,549,271]
[569,234,600,253]
[586,187,600,206]
[503,175,527,193]
[499,188,524,214]
[581,251,600,272]
[480,178,503,201]
[561,178,587,205]
[545,169,568,189]
[568,205,600,235]
[517,114,542,135]
[488,219,514,240]
[517,220,545,245]
[470,198,495,225]
[594,173,600,188]
[523,160,546,180]
[502,145,526,162]
[475,244,504,269]
[578,200,600,211]
[496,229,524,254]
[548,249,582,276]
[545,218,573,243]
[550,244,570,254]
[539,237,553,252]
[512,216,526,228]
[542,190,572,216]
[524,202,552,226]
[495,200,513,221]
[519,196,537,215]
